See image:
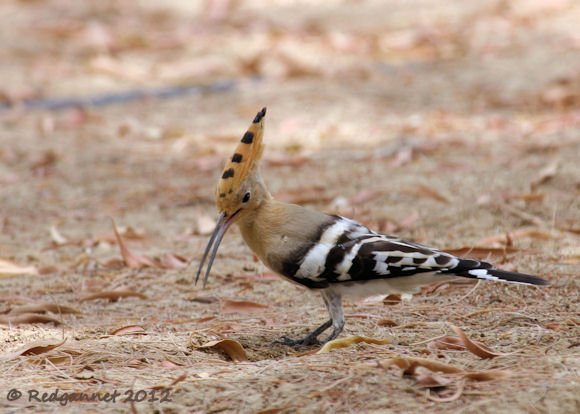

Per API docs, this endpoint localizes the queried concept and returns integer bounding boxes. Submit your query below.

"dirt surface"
[1,0,579,413]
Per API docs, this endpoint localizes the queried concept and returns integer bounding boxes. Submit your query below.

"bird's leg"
[276,289,344,347]
[320,290,344,343]
[276,319,332,346]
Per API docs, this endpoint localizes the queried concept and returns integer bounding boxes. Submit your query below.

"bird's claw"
[274,335,321,347]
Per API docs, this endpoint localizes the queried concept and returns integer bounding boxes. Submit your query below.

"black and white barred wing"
[284,215,547,288]
[334,234,550,284]
[287,216,456,283]
[328,235,465,282]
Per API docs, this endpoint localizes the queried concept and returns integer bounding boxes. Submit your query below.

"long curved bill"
[194,211,239,288]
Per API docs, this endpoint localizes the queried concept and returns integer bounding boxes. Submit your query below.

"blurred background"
[1,0,578,243]
[2,0,579,126]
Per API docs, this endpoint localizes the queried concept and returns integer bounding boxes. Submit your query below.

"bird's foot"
[274,335,321,347]
[274,320,332,347]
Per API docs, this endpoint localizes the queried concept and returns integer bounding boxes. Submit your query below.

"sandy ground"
[1,0,579,413]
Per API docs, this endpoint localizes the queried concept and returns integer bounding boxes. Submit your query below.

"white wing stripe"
[372,254,390,275]
[335,237,385,281]
[469,269,499,281]
[296,219,350,279]
[336,243,363,280]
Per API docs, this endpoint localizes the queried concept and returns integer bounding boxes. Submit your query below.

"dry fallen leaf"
[426,382,465,402]
[256,407,291,414]
[160,360,183,369]
[9,303,80,315]
[376,356,512,382]
[102,258,126,269]
[111,219,158,268]
[427,336,467,351]
[377,319,399,327]
[159,253,188,269]
[49,225,68,245]
[95,226,147,244]
[530,160,559,190]
[0,313,62,325]
[317,336,391,354]
[111,325,146,336]
[79,290,148,302]
[383,294,402,305]
[413,366,455,388]
[167,373,188,387]
[188,295,219,304]
[4,338,66,360]
[44,350,82,365]
[0,258,38,277]
[558,225,580,235]
[463,370,512,381]
[198,339,248,362]
[501,192,545,203]
[450,325,513,359]
[378,356,463,375]
[38,266,59,275]
[194,316,217,323]
[156,372,190,394]
[221,299,268,313]
[0,295,34,305]
[151,373,188,390]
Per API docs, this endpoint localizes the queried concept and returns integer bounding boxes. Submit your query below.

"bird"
[195,107,549,346]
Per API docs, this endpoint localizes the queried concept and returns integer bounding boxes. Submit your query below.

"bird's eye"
[242,192,251,203]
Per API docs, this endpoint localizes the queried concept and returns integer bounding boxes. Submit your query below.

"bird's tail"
[452,266,549,286]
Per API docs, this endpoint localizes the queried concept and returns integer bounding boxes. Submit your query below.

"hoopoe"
[195,107,549,346]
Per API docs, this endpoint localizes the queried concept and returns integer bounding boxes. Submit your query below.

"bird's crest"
[217,107,266,199]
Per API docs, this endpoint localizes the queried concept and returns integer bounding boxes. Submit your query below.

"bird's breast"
[237,201,337,288]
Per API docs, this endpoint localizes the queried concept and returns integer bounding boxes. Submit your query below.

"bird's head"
[196,107,269,287]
